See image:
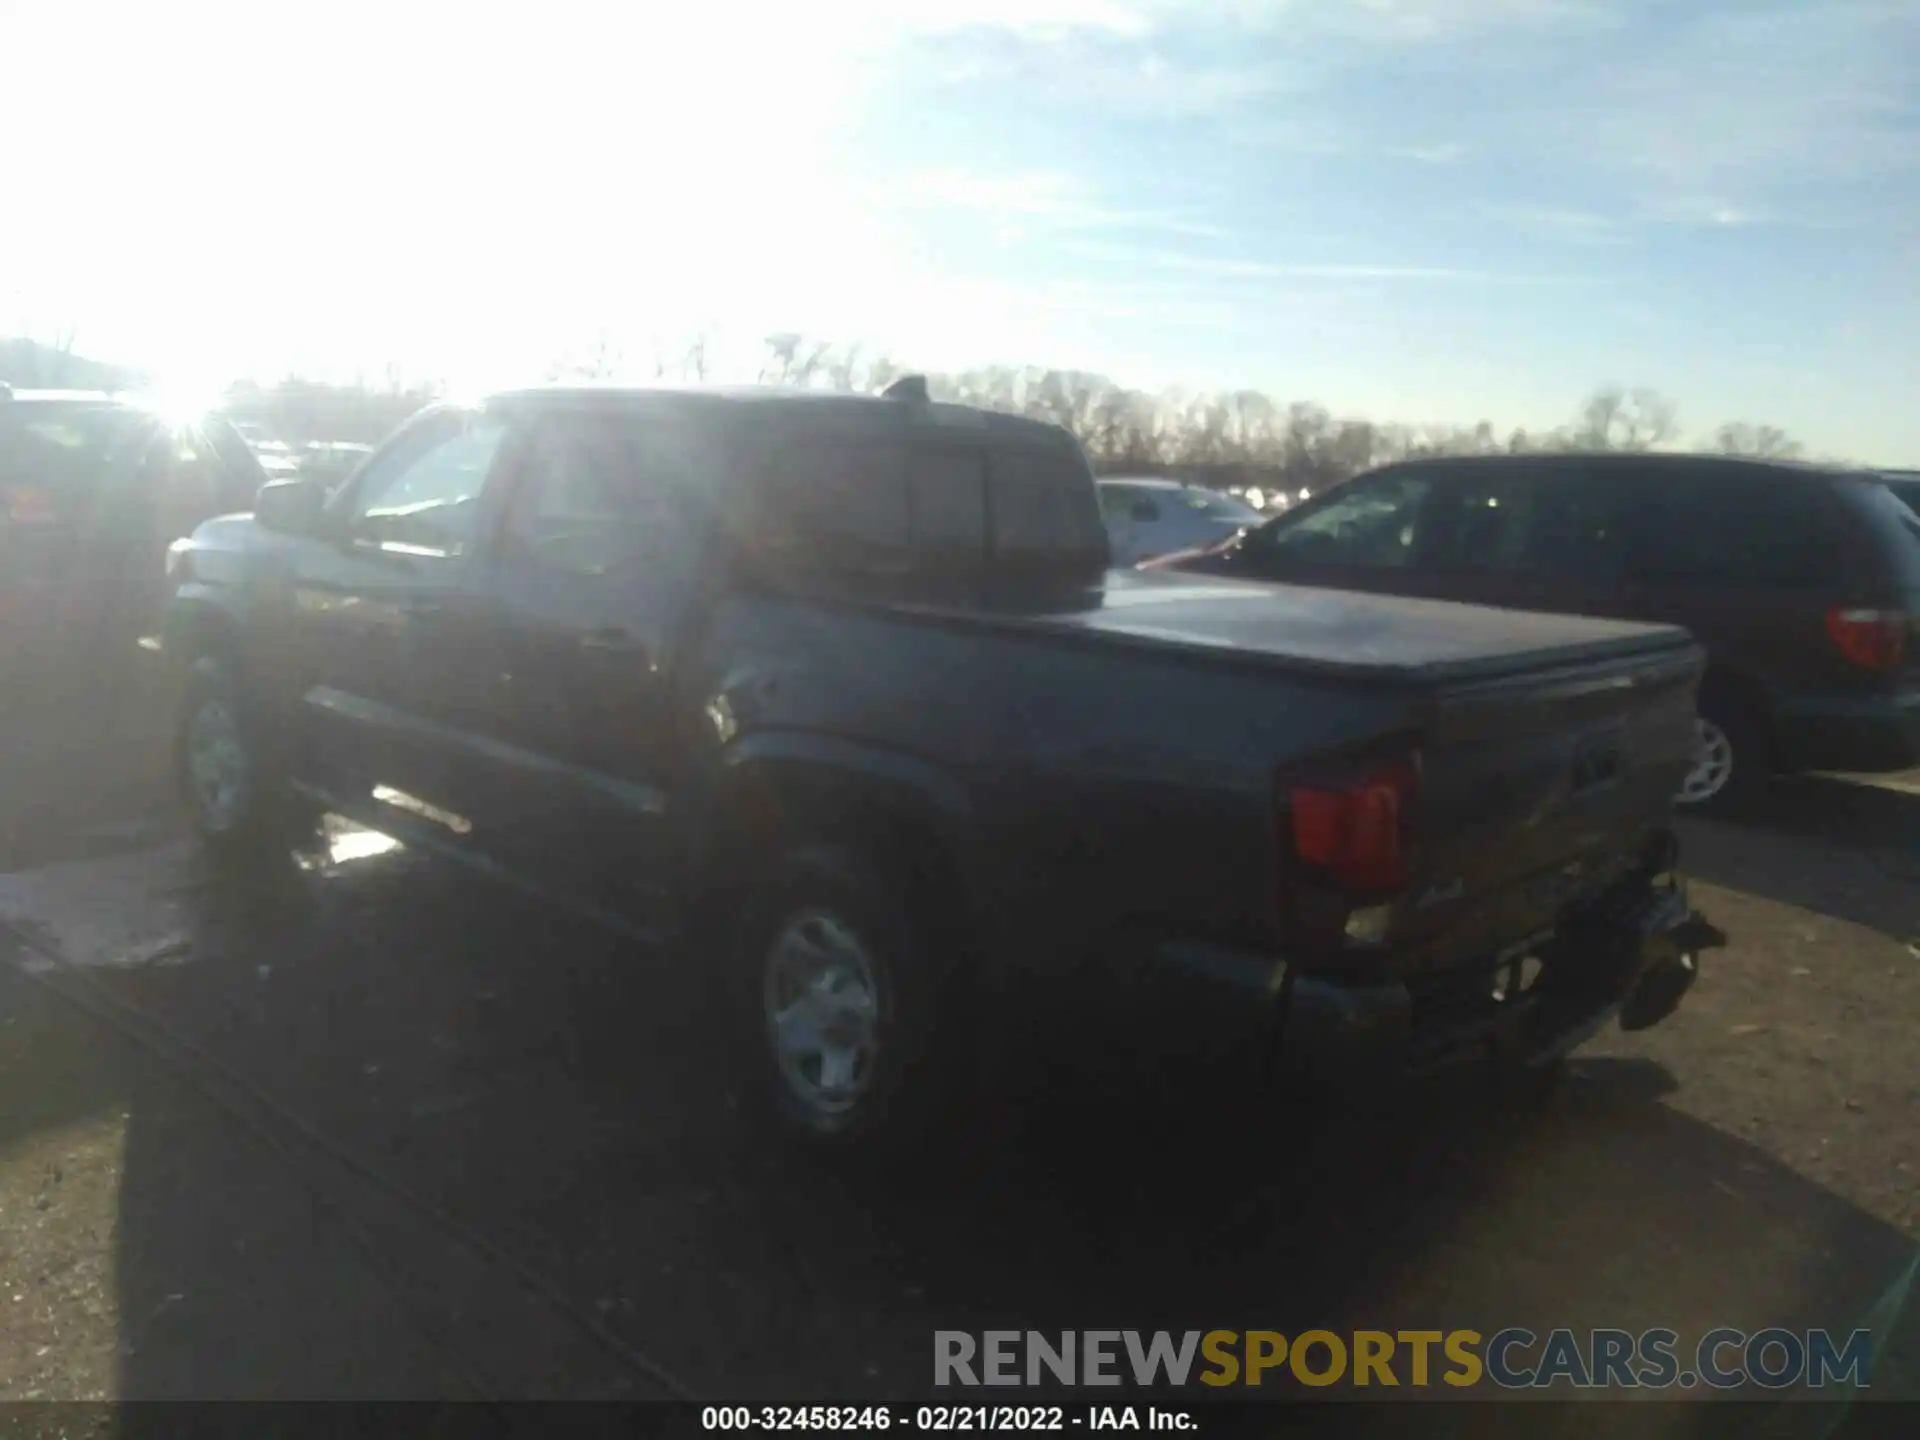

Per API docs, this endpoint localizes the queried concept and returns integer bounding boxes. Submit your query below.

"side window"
[1254,470,1436,569]
[1517,471,1627,580]
[1418,470,1538,573]
[1098,485,1157,522]
[753,436,910,571]
[498,416,704,583]
[347,414,507,558]
[908,447,988,565]
[1420,467,1626,581]
[1626,472,1845,588]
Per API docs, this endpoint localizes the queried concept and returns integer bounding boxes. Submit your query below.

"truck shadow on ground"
[1678,775,1920,939]
[73,833,1913,1415]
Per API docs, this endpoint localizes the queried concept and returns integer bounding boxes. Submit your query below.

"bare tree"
[184,326,1852,491]
[1571,386,1680,452]
[1710,421,1803,460]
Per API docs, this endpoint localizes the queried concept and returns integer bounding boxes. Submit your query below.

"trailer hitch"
[1619,906,1726,1033]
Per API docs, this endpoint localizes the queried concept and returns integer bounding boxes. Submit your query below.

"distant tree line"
[219,370,442,448]
[208,332,1823,494]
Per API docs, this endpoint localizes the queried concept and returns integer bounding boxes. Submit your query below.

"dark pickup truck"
[157,381,1723,1148]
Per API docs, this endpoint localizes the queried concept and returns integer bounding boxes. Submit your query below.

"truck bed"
[1022,568,1697,684]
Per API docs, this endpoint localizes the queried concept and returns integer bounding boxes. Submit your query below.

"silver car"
[1097,478,1264,565]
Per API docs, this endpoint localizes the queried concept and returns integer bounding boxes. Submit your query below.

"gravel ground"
[0,963,477,1401]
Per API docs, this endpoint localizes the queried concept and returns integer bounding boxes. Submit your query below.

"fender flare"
[683,730,985,943]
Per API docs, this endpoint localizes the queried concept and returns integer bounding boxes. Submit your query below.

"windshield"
[0,404,149,486]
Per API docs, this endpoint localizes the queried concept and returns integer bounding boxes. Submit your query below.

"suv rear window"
[1858,480,1920,587]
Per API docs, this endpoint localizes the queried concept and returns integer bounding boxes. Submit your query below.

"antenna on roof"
[882,374,929,403]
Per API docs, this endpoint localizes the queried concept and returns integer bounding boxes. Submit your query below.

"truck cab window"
[349,414,506,558]
[499,418,701,582]
[989,449,1107,576]
[749,436,911,576]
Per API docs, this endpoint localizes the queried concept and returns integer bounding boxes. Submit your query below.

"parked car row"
[1144,454,1920,812]
[1,384,264,685]
[228,422,376,491]
[154,377,1724,1150]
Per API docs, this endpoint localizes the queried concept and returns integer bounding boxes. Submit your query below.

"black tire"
[1677,691,1770,816]
[730,842,962,1152]
[175,654,298,867]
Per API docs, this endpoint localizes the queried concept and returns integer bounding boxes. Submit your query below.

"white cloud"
[1317,0,1612,43]
[1488,205,1630,245]
[899,169,1224,238]
[1395,141,1469,163]
[1064,241,1594,285]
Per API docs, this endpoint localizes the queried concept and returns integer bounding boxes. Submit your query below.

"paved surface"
[0,963,468,1400]
[0,684,1915,1420]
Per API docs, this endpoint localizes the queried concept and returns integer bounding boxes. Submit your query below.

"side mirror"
[1131,500,1160,522]
[254,476,328,536]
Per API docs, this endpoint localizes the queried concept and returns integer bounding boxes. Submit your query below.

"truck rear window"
[748,431,1105,582]
[988,449,1108,575]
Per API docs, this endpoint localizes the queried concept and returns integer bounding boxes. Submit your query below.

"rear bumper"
[1143,877,1724,1090]
[1770,688,1920,774]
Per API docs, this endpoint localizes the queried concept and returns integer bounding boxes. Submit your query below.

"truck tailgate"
[1394,643,1703,964]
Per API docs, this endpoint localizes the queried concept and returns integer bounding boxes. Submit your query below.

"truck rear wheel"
[732,843,953,1150]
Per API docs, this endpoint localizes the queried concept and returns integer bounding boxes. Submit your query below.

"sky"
[2,0,1916,460]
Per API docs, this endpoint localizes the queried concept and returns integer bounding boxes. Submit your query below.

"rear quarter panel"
[680,592,1415,982]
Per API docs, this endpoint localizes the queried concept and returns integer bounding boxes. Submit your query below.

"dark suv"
[1150,453,1920,810]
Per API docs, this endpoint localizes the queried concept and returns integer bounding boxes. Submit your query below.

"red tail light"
[2,485,56,525]
[1825,608,1906,671]
[1289,758,1418,894]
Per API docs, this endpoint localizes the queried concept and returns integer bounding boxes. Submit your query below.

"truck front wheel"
[733,843,952,1149]
[176,654,299,868]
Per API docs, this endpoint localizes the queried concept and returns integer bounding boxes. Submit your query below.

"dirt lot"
[0,686,1915,1422]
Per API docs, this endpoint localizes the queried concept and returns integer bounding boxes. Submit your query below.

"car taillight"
[2,485,56,525]
[1825,608,1906,671]
[1288,758,1418,894]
